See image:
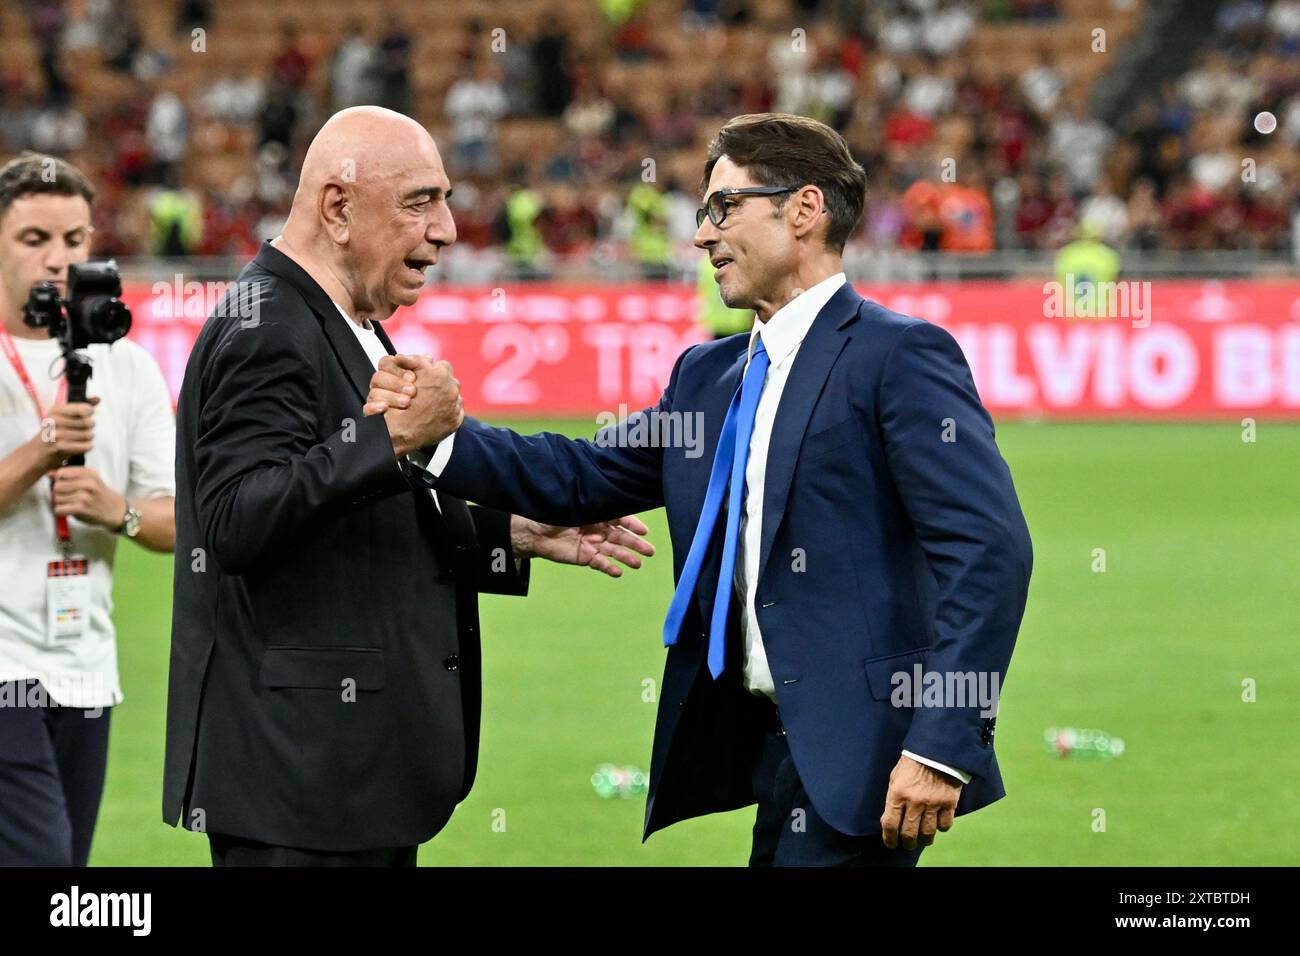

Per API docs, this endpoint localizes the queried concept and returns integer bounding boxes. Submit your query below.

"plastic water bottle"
[591,763,649,798]
[1044,726,1125,759]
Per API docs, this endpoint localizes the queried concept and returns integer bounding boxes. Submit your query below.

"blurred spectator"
[533,20,574,117]
[502,183,547,276]
[199,76,264,126]
[939,165,996,253]
[0,75,39,153]
[1077,176,1129,246]
[146,89,189,185]
[253,142,295,206]
[148,176,204,256]
[330,21,381,111]
[496,25,539,116]
[1048,97,1113,195]
[1054,220,1121,293]
[30,95,86,156]
[1124,177,1165,251]
[923,0,977,55]
[625,181,671,278]
[564,81,615,141]
[1020,47,1065,117]
[64,0,115,51]
[444,58,508,177]
[903,56,956,119]
[612,10,658,62]
[378,16,414,115]
[271,22,312,92]
[176,0,213,35]
[258,81,299,150]
[537,182,599,255]
[101,0,143,74]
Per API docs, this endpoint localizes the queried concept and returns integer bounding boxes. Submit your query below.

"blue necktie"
[662,337,770,678]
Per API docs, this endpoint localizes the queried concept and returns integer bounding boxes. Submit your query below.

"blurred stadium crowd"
[1,0,1298,281]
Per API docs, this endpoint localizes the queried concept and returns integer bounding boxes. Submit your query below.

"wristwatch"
[116,501,142,538]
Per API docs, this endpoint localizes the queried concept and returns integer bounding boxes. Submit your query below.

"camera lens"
[87,298,132,344]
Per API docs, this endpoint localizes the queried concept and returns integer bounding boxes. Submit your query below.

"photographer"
[0,153,175,866]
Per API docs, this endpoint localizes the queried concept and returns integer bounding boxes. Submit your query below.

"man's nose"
[44,246,71,278]
[693,218,718,250]
[429,206,457,249]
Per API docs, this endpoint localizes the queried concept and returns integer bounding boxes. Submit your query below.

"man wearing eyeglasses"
[366,113,1033,866]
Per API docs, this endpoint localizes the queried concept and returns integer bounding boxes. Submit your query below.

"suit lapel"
[253,241,377,404]
[756,283,861,583]
[319,310,381,405]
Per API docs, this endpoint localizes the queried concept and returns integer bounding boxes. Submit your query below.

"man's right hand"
[32,397,100,469]
[364,354,463,458]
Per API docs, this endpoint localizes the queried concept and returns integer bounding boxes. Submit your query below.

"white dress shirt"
[334,303,454,510]
[731,273,971,785]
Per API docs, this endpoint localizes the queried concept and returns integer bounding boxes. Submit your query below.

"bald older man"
[163,107,653,866]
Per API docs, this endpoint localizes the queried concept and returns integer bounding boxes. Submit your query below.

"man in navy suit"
[365,113,1033,866]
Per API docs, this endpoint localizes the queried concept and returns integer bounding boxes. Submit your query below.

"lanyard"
[1,325,72,546]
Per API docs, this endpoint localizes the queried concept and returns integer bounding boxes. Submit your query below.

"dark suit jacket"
[419,281,1032,840]
[163,242,528,851]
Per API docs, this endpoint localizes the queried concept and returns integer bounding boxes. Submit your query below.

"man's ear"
[791,184,826,242]
[320,181,351,243]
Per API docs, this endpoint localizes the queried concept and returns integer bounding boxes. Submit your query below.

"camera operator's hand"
[51,465,127,529]
[32,396,100,470]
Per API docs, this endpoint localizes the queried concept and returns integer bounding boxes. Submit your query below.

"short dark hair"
[701,113,867,254]
[0,152,96,223]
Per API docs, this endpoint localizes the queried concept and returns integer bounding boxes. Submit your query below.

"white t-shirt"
[0,333,176,707]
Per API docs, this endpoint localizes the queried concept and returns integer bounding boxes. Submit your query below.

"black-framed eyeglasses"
[696,185,799,229]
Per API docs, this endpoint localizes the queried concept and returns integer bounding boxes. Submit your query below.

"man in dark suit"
[366,114,1033,866]
[164,107,653,866]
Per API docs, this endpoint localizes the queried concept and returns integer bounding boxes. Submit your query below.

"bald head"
[276,106,456,324]
[290,107,431,226]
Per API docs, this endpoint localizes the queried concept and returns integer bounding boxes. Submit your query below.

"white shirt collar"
[747,272,847,366]
[333,300,371,332]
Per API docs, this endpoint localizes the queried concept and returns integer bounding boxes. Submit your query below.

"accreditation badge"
[46,557,90,643]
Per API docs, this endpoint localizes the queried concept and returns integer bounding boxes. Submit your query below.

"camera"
[22,259,132,350]
[20,259,133,467]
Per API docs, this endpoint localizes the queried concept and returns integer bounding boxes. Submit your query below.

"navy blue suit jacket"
[424,282,1033,839]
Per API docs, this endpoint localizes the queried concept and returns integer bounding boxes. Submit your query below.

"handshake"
[363,355,462,459]
[362,352,655,579]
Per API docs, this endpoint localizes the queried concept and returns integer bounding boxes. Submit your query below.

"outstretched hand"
[510,514,655,578]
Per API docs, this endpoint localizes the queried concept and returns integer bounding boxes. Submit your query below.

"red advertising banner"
[121,280,1300,419]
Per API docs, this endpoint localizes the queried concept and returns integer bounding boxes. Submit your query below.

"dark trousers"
[748,703,924,867]
[0,679,112,866]
[209,833,418,867]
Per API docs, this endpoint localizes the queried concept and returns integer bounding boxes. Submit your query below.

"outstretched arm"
[364,347,699,527]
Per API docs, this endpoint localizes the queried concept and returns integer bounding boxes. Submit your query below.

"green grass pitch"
[91,420,1300,865]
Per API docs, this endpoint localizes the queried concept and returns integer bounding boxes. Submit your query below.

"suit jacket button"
[443,655,459,671]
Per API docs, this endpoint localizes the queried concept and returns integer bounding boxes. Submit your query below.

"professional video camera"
[21,259,133,466]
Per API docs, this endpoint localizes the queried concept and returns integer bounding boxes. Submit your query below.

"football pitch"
[92,420,1300,866]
